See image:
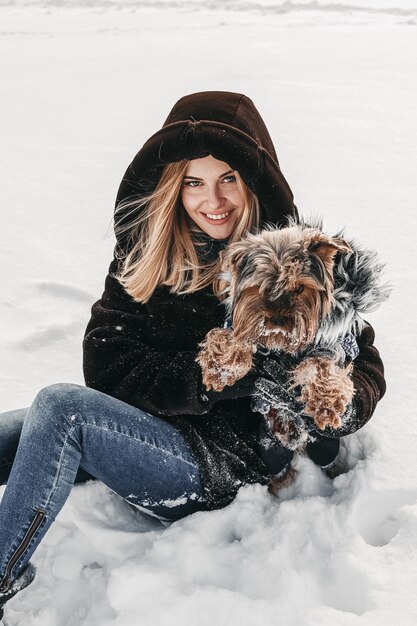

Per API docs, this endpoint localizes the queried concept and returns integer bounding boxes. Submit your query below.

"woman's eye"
[183,175,236,188]
[183,180,202,188]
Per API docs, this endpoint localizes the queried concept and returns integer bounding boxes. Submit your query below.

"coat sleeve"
[314,321,386,438]
[82,262,215,417]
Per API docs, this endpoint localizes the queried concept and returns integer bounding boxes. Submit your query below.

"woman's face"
[181,155,245,240]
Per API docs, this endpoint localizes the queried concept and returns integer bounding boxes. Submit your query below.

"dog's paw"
[313,406,343,430]
[196,327,253,391]
[203,372,233,392]
[306,392,349,430]
[301,390,349,430]
[292,356,354,430]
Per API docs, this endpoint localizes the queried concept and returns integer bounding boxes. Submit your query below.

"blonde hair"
[112,159,260,303]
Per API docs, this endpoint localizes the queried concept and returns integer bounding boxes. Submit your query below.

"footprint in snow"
[7,281,95,350]
[36,281,94,303]
[354,487,417,547]
[14,320,80,350]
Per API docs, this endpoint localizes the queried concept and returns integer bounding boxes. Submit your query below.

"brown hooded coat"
[83,91,386,510]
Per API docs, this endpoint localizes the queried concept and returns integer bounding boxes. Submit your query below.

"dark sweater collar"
[191,230,231,263]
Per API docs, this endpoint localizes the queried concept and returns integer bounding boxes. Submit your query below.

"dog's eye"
[294,285,304,294]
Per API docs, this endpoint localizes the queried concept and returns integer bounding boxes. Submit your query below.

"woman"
[0,91,386,617]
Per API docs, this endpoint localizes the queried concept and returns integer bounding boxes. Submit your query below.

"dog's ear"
[307,233,351,275]
[213,248,232,301]
[213,242,254,301]
[212,246,244,300]
[219,241,249,274]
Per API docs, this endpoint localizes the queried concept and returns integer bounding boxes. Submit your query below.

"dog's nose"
[269,316,287,325]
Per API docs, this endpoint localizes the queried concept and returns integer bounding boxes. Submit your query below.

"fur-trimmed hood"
[114,91,298,254]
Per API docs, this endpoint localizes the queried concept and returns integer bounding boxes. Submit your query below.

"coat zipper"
[0,509,46,593]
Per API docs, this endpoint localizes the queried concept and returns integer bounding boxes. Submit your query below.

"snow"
[1,1,417,625]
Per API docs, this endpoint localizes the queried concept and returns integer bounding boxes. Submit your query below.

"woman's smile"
[201,209,235,225]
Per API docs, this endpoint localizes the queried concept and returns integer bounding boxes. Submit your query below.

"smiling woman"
[181,156,246,239]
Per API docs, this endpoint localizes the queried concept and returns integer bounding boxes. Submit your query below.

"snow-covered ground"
[1,1,416,624]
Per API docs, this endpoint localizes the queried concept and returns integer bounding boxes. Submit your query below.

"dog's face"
[216,225,351,353]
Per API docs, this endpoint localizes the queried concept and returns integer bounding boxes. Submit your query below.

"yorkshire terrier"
[196,219,389,493]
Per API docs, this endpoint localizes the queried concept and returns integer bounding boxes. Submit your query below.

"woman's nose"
[205,185,225,210]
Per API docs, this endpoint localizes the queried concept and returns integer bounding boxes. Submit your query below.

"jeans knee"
[30,383,87,428]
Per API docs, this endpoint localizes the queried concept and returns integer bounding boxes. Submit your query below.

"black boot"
[0,562,36,620]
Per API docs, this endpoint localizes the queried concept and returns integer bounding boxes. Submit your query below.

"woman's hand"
[251,358,315,450]
[253,357,302,414]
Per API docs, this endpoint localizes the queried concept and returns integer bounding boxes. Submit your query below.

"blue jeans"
[0,383,209,592]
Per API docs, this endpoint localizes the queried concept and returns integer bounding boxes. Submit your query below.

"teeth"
[205,212,229,220]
